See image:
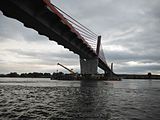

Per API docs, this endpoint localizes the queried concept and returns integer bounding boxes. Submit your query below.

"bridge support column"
[80,57,98,75]
[79,36,101,75]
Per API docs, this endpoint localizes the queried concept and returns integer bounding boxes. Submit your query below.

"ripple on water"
[0,79,160,120]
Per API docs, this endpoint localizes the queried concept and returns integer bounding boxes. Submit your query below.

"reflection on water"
[0,78,160,120]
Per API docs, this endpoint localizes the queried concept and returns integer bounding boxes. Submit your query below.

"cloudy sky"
[0,0,160,74]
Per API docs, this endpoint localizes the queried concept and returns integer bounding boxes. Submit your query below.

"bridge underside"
[0,0,114,75]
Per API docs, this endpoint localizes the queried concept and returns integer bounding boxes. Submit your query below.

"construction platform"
[51,73,121,81]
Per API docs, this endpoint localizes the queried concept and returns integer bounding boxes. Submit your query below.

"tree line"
[0,72,52,78]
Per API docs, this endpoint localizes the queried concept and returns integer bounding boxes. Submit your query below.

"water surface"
[0,78,160,120]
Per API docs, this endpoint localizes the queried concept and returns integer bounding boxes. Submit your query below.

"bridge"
[0,0,118,78]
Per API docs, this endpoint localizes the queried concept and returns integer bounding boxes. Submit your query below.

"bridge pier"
[79,36,101,75]
[80,57,98,75]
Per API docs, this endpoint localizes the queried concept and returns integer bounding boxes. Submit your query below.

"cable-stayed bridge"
[0,0,118,77]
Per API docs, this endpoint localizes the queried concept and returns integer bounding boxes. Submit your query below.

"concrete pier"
[80,57,98,74]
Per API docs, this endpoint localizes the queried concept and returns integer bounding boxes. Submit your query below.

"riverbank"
[1,72,160,80]
[119,74,160,79]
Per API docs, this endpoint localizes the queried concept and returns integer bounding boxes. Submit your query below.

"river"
[0,78,160,120]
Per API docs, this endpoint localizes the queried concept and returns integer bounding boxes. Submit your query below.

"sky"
[0,0,160,74]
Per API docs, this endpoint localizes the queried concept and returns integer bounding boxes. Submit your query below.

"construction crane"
[57,63,75,74]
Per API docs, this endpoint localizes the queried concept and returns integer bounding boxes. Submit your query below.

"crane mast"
[57,63,75,74]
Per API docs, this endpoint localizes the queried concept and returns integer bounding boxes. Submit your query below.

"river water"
[0,78,160,120]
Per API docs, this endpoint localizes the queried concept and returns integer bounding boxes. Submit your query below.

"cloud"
[0,0,160,74]
[0,38,79,73]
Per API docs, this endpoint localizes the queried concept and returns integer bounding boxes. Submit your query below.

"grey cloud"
[0,0,160,74]
[6,49,79,65]
[105,50,160,64]
[115,64,160,74]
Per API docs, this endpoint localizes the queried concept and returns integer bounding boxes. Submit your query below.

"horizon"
[0,71,159,75]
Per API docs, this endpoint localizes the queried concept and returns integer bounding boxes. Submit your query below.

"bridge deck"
[0,0,113,73]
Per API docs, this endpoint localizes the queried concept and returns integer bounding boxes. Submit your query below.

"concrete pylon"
[80,36,101,75]
[111,63,113,72]
[80,57,98,74]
